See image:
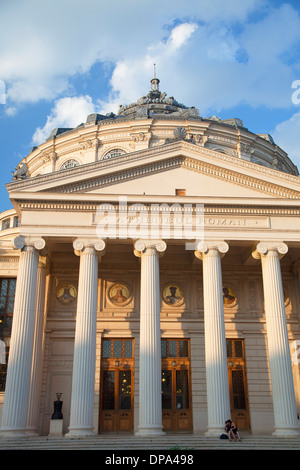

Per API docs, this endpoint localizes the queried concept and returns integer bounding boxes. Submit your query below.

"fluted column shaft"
[26,256,48,435]
[134,239,166,436]
[253,242,299,435]
[0,237,45,437]
[67,239,105,437]
[195,241,231,436]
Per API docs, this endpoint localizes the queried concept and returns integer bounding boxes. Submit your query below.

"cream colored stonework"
[1,81,300,437]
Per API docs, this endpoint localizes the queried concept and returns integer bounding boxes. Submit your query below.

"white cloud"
[271,111,300,168]
[167,23,198,51]
[0,0,274,111]
[95,2,300,117]
[32,95,96,145]
[2,0,300,155]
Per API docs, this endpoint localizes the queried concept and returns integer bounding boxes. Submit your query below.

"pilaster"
[0,236,46,437]
[26,256,49,435]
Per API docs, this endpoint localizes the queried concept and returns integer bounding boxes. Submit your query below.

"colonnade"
[0,236,299,437]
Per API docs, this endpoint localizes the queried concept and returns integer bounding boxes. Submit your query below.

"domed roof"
[9,76,299,181]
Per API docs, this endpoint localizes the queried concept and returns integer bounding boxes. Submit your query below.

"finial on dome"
[151,63,160,92]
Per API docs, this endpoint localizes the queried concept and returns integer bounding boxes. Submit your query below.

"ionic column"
[134,239,167,436]
[66,239,105,437]
[26,256,49,435]
[253,242,299,435]
[195,240,231,436]
[0,236,46,437]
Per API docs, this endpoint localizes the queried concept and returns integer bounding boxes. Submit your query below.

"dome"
[9,77,299,180]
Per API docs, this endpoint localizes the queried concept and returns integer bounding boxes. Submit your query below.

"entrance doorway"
[227,339,250,430]
[99,338,134,433]
[161,339,192,432]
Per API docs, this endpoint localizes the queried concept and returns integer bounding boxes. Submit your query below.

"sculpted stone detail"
[252,242,288,259]
[134,239,167,257]
[73,238,106,255]
[12,236,46,251]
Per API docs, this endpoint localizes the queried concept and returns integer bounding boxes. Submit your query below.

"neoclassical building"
[0,77,300,438]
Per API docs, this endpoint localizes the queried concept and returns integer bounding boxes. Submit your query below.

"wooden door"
[227,339,250,431]
[161,339,192,432]
[100,339,134,433]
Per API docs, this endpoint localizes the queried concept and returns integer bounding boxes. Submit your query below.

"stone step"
[0,434,299,450]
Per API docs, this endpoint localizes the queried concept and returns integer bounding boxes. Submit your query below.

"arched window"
[1,219,10,230]
[102,149,126,160]
[60,159,80,170]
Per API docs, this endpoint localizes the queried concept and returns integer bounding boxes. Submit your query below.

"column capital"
[73,238,106,256]
[12,236,46,252]
[252,241,288,260]
[134,239,167,258]
[194,240,229,260]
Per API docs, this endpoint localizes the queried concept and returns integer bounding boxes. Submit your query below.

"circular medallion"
[56,283,77,304]
[222,286,237,306]
[163,284,184,306]
[108,283,131,305]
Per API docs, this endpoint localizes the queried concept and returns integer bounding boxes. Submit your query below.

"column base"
[205,426,226,437]
[272,426,300,437]
[135,425,165,437]
[65,425,96,438]
[0,428,27,438]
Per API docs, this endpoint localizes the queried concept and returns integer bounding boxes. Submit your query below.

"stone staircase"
[0,433,299,450]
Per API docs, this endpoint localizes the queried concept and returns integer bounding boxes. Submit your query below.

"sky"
[1,0,300,213]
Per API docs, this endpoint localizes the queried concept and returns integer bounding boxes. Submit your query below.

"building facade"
[0,78,300,438]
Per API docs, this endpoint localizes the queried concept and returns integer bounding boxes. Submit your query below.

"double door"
[99,339,134,433]
[161,339,192,432]
[227,339,250,430]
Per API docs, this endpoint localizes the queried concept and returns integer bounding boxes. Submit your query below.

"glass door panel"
[176,370,189,409]
[119,370,131,410]
[162,370,172,409]
[102,371,115,410]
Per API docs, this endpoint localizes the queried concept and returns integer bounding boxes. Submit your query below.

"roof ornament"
[150,63,160,93]
[11,162,28,180]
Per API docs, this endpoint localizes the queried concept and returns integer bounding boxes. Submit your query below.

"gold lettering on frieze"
[114,215,270,229]
[204,217,270,228]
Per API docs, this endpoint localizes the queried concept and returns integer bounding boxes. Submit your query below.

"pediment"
[6,141,300,200]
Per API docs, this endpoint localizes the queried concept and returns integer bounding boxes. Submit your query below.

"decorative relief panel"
[100,279,135,317]
[162,284,184,307]
[222,285,237,307]
[56,283,77,305]
[108,283,131,306]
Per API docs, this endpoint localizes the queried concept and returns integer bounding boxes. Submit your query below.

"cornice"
[16,199,300,216]
[42,156,300,198]
[6,141,300,205]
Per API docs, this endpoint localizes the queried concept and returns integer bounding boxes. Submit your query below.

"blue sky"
[1,0,300,213]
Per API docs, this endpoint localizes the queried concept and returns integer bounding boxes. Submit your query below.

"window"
[102,149,126,160]
[1,219,10,230]
[60,159,79,170]
[175,189,186,196]
[0,278,16,391]
[102,339,133,359]
[161,339,189,358]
